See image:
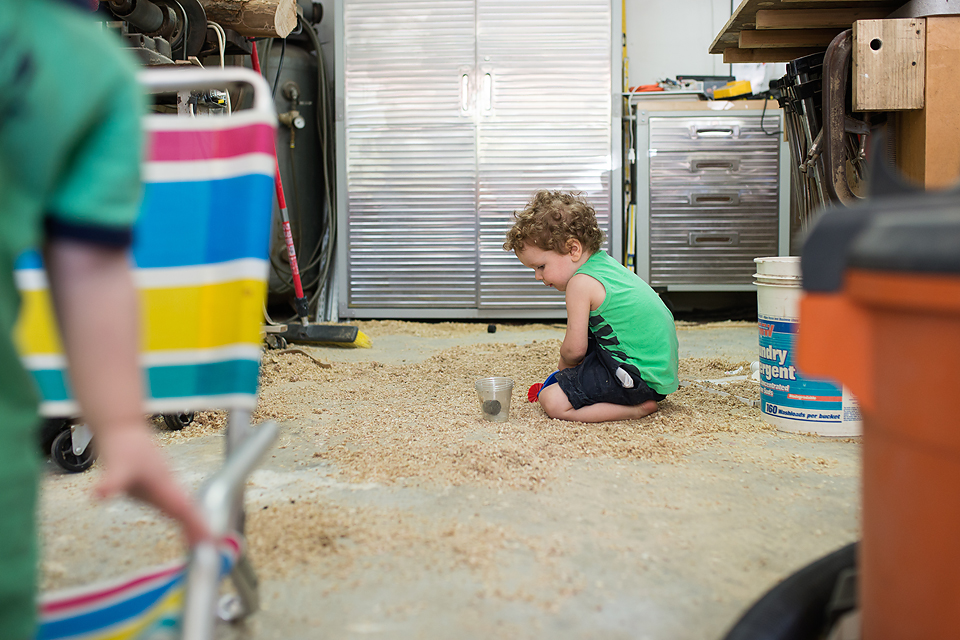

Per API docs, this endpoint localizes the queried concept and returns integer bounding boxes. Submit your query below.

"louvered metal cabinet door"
[342,0,479,311]
[476,0,614,312]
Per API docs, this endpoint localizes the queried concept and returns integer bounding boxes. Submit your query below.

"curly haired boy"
[504,190,678,422]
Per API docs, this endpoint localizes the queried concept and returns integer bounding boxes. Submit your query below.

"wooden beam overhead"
[756,7,893,29]
[740,27,843,47]
[723,46,825,62]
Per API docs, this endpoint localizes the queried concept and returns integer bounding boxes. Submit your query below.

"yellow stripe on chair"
[142,279,266,352]
[14,279,266,356]
[75,587,183,640]
[13,288,62,356]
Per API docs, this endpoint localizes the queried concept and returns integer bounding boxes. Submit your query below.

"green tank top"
[576,251,679,394]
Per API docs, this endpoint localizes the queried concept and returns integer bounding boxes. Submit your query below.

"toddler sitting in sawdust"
[504,190,678,422]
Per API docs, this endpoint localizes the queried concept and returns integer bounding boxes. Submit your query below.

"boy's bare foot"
[632,399,659,419]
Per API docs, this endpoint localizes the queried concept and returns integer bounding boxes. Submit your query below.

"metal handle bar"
[138,66,276,119]
[180,420,278,640]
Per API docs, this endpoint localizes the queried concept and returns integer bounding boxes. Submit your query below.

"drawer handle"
[688,231,740,246]
[692,193,741,206]
[691,158,740,171]
[691,125,740,138]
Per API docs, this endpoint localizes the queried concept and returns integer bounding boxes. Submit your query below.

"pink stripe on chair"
[39,564,185,617]
[148,124,276,162]
[39,534,243,617]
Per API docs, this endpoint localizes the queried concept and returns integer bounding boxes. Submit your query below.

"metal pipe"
[202,419,277,538]
[108,0,165,34]
[180,544,221,640]
[180,421,278,638]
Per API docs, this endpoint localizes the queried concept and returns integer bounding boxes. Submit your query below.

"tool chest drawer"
[648,115,782,152]
[632,103,789,291]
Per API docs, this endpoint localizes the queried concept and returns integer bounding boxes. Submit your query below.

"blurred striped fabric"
[14,109,276,418]
[37,535,241,640]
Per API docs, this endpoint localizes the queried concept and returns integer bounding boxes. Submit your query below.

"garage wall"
[624,0,732,88]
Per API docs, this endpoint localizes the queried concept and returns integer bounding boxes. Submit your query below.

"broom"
[252,39,370,348]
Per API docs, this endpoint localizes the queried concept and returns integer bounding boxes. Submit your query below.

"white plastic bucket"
[754,257,862,437]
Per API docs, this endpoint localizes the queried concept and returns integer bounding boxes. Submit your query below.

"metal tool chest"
[633,101,790,291]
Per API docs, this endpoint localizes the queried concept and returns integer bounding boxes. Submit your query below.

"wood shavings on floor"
[243,339,770,491]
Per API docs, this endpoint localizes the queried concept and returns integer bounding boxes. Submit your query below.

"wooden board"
[898,16,960,188]
[756,7,894,28]
[739,27,844,47]
[724,46,824,62]
[853,18,925,110]
[709,0,906,55]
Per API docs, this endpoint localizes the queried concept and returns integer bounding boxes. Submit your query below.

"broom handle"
[251,41,310,324]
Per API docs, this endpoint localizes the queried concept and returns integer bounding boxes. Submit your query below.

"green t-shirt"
[0,2,143,637]
[576,251,679,394]
[0,0,143,472]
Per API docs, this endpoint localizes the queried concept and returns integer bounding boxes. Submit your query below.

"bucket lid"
[754,256,801,278]
[849,209,960,275]
[802,190,960,293]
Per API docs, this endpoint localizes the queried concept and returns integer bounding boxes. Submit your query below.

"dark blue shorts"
[554,337,666,410]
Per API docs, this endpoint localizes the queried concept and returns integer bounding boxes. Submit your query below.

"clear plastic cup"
[475,377,514,422]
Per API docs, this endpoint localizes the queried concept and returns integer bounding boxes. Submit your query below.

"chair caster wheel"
[217,593,248,622]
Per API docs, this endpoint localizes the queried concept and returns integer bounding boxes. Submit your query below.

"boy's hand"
[94,423,210,546]
[45,239,210,547]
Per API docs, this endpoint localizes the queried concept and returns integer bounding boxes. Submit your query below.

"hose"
[301,20,336,320]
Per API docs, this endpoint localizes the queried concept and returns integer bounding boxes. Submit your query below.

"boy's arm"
[44,238,209,546]
[558,274,604,370]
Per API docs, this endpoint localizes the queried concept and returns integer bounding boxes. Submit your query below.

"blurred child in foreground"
[1,2,207,637]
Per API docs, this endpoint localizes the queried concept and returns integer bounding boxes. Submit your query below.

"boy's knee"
[540,399,561,419]
[538,388,569,419]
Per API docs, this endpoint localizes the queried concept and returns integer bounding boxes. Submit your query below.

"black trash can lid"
[802,190,960,293]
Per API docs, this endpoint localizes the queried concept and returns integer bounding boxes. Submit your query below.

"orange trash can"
[797,190,960,639]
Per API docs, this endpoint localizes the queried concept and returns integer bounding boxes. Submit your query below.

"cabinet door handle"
[481,73,492,112]
[461,73,470,112]
[692,193,741,206]
[688,231,740,246]
[691,125,740,138]
[691,158,740,172]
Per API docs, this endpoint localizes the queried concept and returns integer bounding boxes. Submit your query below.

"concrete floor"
[39,322,861,640]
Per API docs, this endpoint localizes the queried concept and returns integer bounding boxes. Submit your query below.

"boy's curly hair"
[503,190,605,255]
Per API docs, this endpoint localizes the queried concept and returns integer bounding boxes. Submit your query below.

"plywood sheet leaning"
[853,18,925,110]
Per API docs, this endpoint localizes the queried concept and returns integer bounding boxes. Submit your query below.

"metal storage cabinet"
[633,101,790,291]
[335,0,621,319]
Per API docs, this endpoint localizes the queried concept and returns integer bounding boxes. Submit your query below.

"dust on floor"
[38,320,857,638]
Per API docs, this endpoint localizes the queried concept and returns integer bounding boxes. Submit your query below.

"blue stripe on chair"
[134,174,273,269]
[30,360,261,404]
[147,360,261,399]
[31,370,72,403]
[14,250,43,270]
[37,577,181,639]
[15,174,272,273]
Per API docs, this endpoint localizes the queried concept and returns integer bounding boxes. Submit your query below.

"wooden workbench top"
[711,0,908,62]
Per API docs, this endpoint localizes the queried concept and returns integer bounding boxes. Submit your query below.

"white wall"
[624,0,732,88]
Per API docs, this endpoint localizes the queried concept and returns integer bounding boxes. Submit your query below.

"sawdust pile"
[679,357,752,381]
[245,500,554,583]
[151,322,767,491]
[243,339,768,491]
[351,319,563,338]
[39,322,782,594]
[239,336,768,581]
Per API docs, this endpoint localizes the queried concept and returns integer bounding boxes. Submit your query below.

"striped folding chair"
[14,67,281,640]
